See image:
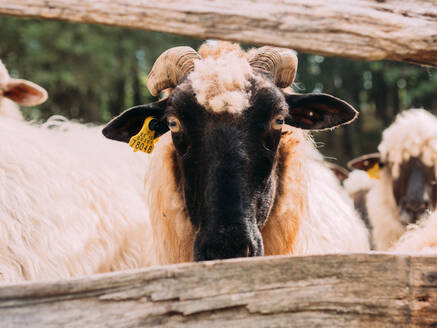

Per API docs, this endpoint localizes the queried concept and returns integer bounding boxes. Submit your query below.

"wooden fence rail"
[1,254,437,327]
[0,0,436,67]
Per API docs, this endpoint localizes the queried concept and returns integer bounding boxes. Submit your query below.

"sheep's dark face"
[167,81,286,260]
[392,157,437,224]
[350,154,437,225]
[103,75,357,261]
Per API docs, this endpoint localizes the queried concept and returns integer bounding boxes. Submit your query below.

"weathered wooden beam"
[0,254,436,327]
[0,0,436,67]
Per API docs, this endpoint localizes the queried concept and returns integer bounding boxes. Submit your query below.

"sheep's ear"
[102,99,168,143]
[284,93,358,130]
[347,153,381,171]
[4,79,48,106]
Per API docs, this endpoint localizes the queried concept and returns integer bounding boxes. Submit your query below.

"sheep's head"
[103,43,357,261]
[0,60,47,107]
[349,109,437,225]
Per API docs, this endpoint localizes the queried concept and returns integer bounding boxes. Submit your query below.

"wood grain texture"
[0,254,437,327]
[0,0,436,66]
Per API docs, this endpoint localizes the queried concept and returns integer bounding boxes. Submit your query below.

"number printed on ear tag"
[129,116,158,154]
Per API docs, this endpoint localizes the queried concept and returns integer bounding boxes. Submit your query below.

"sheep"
[0,59,47,119]
[390,211,437,254]
[0,116,154,282]
[104,42,370,263]
[347,109,437,250]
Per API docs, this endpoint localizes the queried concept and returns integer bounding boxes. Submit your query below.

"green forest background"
[1,16,436,165]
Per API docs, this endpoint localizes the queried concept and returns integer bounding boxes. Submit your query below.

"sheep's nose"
[403,199,429,214]
[198,238,256,261]
[401,199,429,223]
[193,228,264,262]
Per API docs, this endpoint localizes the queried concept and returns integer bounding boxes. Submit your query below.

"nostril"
[404,200,428,214]
[420,201,429,210]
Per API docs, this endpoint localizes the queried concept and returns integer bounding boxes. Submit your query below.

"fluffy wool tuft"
[391,211,437,254]
[343,170,374,195]
[379,109,437,178]
[0,116,154,282]
[189,42,253,114]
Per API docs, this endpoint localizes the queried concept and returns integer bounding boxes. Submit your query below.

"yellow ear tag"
[366,163,380,179]
[129,116,158,154]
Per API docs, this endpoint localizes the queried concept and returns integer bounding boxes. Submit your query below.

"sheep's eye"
[167,116,181,133]
[271,115,285,131]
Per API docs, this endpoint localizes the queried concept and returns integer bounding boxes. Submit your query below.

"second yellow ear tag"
[366,163,380,179]
[129,116,158,154]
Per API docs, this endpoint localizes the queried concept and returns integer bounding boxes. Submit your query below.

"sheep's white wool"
[343,170,374,195]
[188,43,253,114]
[0,117,154,282]
[379,109,437,178]
[292,134,370,254]
[0,98,23,120]
[143,133,195,264]
[366,170,405,250]
[391,211,437,254]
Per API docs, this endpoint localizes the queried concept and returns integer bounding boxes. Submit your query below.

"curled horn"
[249,46,298,88]
[146,46,201,96]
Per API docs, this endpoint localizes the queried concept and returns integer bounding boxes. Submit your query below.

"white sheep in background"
[104,42,369,264]
[0,116,154,282]
[0,59,47,119]
[344,169,374,197]
[348,109,437,250]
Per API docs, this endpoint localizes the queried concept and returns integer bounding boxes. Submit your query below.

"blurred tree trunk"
[132,60,142,105]
[341,64,363,159]
[392,86,400,116]
[342,125,354,159]
[373,71,390,127]
[109,77,126,117]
